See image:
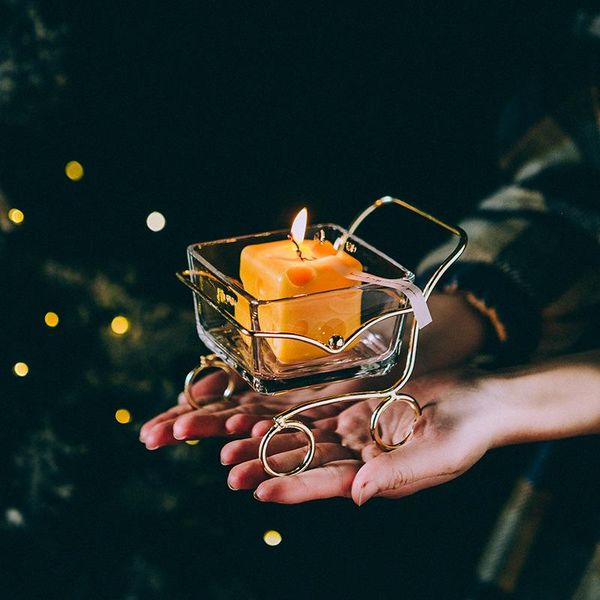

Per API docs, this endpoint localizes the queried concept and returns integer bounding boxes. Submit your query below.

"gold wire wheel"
[184,354,237,409]
[259,420,316,477]
[370,393,422,451]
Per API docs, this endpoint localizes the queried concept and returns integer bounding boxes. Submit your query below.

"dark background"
[2,2,597,599]
[7,1,583,272]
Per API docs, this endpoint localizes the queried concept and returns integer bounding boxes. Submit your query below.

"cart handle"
[341,196,468,391]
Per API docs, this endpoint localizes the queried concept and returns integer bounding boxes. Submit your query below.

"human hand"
[139,370,365,450]
[220,369,501,504]
[140,292,487,450]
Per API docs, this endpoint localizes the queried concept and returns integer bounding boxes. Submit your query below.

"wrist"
[415,292,487,375]
[476,374,523,448]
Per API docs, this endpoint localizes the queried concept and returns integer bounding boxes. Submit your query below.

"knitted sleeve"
[418,85,600,365]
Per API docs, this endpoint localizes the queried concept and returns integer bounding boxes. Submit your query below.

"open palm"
[220,369,498,505]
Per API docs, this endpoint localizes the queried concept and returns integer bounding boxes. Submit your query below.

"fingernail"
[253,490,263,502]
[172,431,185,440]
[146,445,158,451]
[356,482,377,507]
[227,479,238,491]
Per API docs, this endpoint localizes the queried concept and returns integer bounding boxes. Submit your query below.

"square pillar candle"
[235,209,363,363]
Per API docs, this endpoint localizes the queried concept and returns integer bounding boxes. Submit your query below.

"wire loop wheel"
[184,354,237,409]
[259,420,315,477]
[370,393,422,451]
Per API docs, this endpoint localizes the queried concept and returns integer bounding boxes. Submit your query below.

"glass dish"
[182,223,414,394]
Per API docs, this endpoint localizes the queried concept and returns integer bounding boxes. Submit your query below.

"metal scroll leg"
[184,354,237,410]
[258,389,381,477]
[259,418,316,478]
[370,393,422,451]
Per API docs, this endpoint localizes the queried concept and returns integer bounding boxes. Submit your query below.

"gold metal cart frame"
[180,196,467,477]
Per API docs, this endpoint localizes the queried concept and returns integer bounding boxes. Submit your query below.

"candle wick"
[288,234,309,261]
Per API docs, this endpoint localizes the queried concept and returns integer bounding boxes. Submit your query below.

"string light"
[44,311,60,328]
[262,530,282,546]
[8,208,24,224]
[65,161,84,181]
[13,362,29,377]
[115,408,131,424]
[185,439,200,446]
[110,315,130,335]
[146,211,166,232]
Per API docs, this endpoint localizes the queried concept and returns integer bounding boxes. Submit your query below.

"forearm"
[487,350,600,447]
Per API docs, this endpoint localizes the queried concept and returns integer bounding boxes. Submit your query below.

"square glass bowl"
[185,224,413,394]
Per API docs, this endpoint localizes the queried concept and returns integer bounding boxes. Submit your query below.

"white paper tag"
[345,271,432,329]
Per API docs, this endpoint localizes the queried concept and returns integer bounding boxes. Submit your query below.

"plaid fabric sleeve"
[417,86,600,365]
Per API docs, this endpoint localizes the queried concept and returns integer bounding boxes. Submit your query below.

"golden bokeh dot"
[115,408,131,424]
[8,208,24,224]
[44,311,60,328]
[110,315,130,335]
[65,160,84,181]
[146,211,166,232]
[263,530,282,547]
[185,439,200,446]
[13,362,29,377]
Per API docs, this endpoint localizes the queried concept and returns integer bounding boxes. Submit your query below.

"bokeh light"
[110,315,130,335]
[44,311,60,327]
[115,408,131,424]
[13,362,29,377]
[146,211,166,232]
[65,160,84,181]
[262,530,282,546]
[5,508,25,527]
[8,208,24,224]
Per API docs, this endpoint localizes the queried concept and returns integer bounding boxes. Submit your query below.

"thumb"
[351,439,473,505]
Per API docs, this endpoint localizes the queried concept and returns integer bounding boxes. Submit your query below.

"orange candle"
[235,209,363,363]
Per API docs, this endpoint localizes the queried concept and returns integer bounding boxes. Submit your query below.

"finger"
[172,407,243,439]
[360,442,384,462]
[224,413,277,435]
[140,396,230,442]
[178,389,230,408]
[144,407,246,449]
[196,399,240,414]
[227,443,355,490]
[313,412,372,452]
[351,439,479,505]
[143,418,181,449]
[194,393,280,415]
[190,369,245,398]
[250,417,314,438]
[253,460,362,504]
[252,419,279,437]
[139,404,191,442]
[221,429,340,465]
[312,416,337,431]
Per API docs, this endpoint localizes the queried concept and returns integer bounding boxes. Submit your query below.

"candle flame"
[290,207,308,245]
